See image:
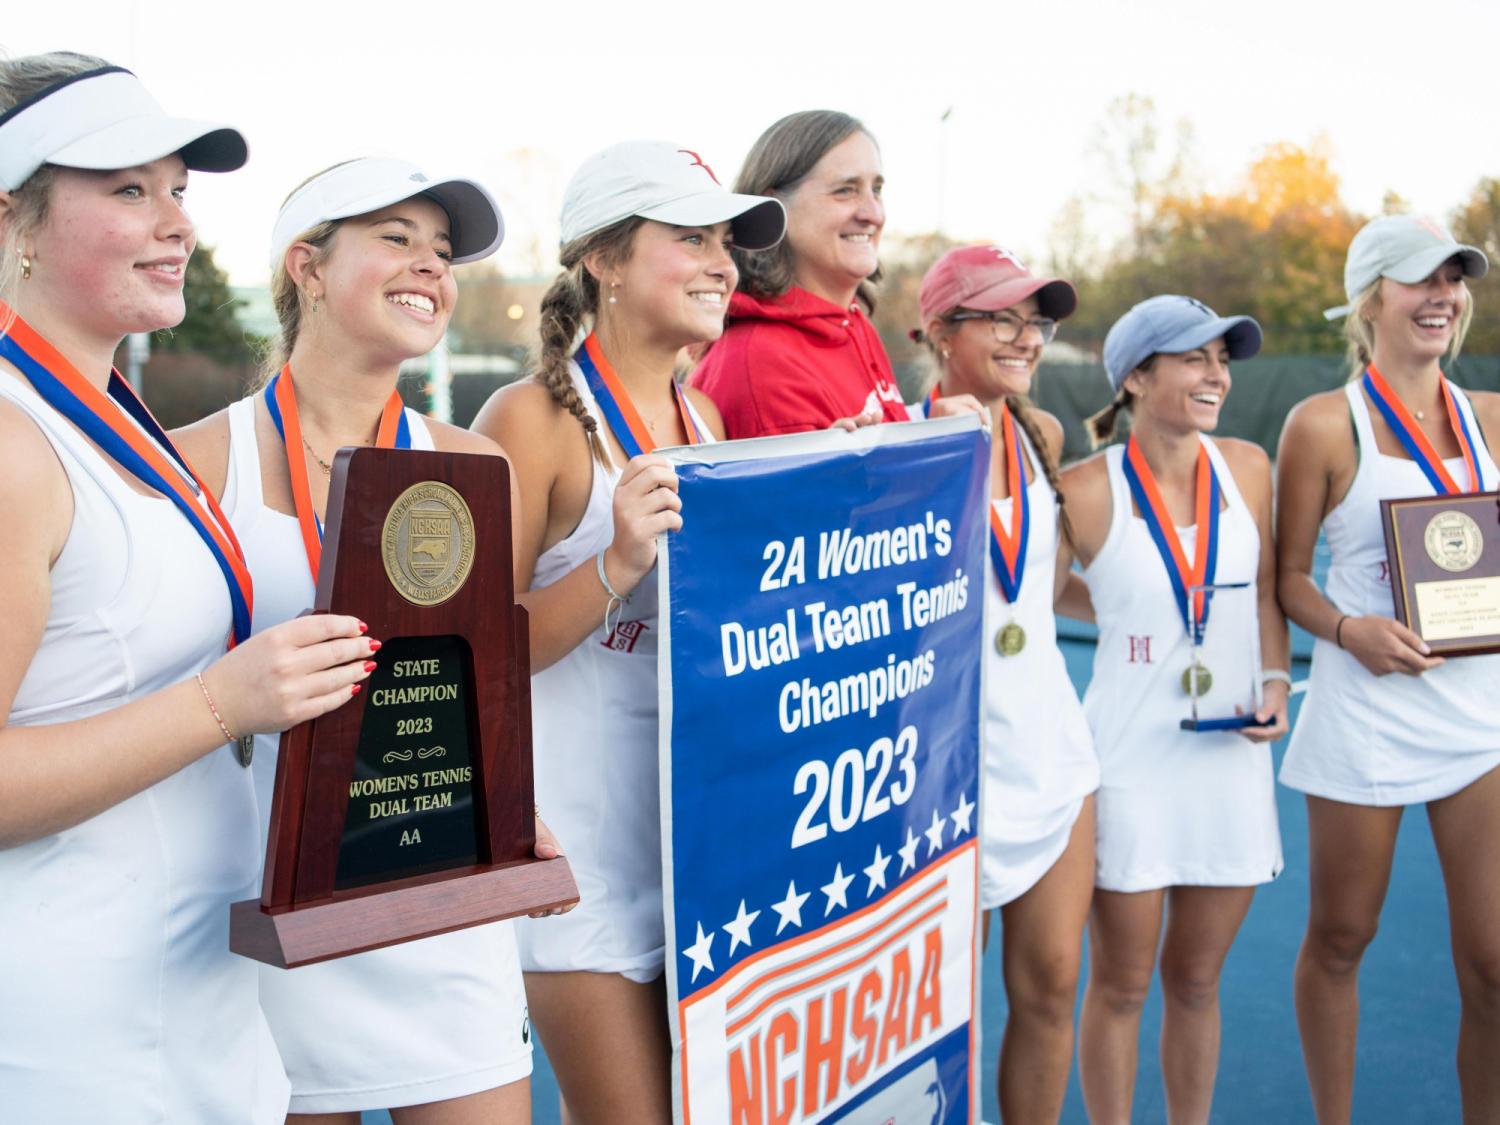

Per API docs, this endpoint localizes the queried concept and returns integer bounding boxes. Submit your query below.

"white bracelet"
[596,550,629,634]
[1261,669,1293,688]
[595,550,629,602]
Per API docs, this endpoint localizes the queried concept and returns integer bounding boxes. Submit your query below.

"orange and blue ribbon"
[0,303,253,645]
[1122,435,1220,642]
[576,332,702,457]
[988,404,1030,603]
[264,365,409,579]
[1363,364,1487,494]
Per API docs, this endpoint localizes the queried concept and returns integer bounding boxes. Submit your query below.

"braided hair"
[533,217,644,464]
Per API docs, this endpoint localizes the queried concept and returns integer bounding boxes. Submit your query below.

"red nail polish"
[357,621,369,634]
[350,683,362,696]
[368,639,382,653]
[363,660,377,673]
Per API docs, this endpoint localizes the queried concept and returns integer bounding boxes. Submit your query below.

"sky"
[7,0,1499,286]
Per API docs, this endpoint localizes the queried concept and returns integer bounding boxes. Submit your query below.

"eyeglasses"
[945,309,1058,345]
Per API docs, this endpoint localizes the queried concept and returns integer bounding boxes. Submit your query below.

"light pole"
[937,106,953,237]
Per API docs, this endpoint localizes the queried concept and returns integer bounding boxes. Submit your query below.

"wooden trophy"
[1382,491,1500,657]
[231,447,577,969]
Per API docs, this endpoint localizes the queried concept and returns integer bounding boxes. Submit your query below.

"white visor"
[0,66,246,191]
[270,157,504,269]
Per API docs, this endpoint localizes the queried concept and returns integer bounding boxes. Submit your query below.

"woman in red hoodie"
[692,110,910,436]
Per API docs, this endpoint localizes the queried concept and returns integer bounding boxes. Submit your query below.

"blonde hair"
[532,217,644,463]
[0,51,113,321]
[1343,272,1474,381]
[255,161,361,387]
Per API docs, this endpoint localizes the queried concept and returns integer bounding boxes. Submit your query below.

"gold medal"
[235,734,255,768]
[995,621,1026,657]
[1180,662,1213,697]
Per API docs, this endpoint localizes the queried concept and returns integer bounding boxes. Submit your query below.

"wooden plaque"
[1381,490,1500,657]
[231,447,577,968]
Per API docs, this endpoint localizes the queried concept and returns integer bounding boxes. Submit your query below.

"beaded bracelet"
[195,671,236,744]
[1261,669,1293,688]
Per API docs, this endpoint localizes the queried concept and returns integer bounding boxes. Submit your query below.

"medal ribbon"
[988,404,1030,603]
[1122,435,1221,642]
[0,303,253,646]
[576,332,702,457]
[1363,364,1486,494]
[263,365,410,579]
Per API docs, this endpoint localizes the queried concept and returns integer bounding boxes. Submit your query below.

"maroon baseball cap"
[917,244,1077,325]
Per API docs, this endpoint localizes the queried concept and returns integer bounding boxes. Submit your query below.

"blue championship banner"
[659,417,988,1125]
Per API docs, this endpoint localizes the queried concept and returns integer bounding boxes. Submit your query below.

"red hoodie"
[691,287,911,439]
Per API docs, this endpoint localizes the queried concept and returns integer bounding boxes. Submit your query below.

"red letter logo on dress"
[678,150,721,185]
[602,619,650,654]
[1127,635,1152,663]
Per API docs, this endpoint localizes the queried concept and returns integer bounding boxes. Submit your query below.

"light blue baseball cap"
[1102,295,1262,390]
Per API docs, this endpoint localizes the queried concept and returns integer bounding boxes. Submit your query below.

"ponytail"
[1086,387,1133,449]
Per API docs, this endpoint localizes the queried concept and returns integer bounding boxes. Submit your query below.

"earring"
[19,251,32,281]
[308,289,321,314]
[608,282,618,306]
[941,349,951,360]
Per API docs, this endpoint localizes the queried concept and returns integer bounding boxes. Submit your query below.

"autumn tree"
[869,231,961,398]
[1063,140,1362,353]
[1452,177,1500,353]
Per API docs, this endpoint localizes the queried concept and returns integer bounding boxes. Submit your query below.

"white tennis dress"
[223,396,531,1114]
[513,363,714,982]
[0,376,289,1122]
[1281,381,1500,805]
[1081,437,1283,892]
[979,422,1098,909]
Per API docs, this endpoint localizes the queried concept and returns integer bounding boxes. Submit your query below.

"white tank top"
[1082,436,1282,891]
[980,423,1097,846]
[0,374,287,1122]
[514,362,714,979]
[1281,381,1500,805]
[223,396,539,1107]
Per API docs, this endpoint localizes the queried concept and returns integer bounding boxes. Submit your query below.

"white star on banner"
[723,899,761,957]
[821,863,855,915]
[898,826,921,875]
[683,921,715,982]
[950,791,976,837]
[772,880,811,934]
[924,808,947,855]
[863,844,892,895]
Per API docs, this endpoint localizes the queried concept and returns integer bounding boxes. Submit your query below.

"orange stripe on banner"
[726,880,947,1012]
[725,899,947,1039]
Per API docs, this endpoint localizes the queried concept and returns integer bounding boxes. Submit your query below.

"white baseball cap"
[560,140,786,250]
[0,65,246,191]
[1324,213,1488,320]
[270,157,503,269]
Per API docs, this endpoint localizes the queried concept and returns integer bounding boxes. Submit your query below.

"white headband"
[0,66,246,191]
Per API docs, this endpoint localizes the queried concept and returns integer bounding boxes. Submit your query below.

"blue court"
[371,622,1463,1123]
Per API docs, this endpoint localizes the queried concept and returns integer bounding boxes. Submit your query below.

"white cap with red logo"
[560,140,785,250]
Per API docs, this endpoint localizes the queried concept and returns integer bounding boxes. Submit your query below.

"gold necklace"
[301,435,333,476]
